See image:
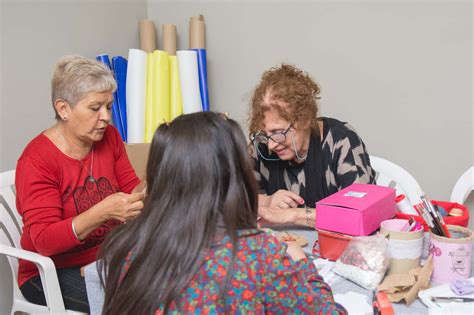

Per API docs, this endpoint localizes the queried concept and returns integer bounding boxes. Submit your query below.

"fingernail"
[300,199,305,204]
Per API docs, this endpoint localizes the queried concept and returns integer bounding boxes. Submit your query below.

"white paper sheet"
[313,258,337,285]
[419,277,474,315]
[334,292,373,315]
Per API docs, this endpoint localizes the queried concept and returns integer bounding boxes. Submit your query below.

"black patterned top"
[250,117,376,207]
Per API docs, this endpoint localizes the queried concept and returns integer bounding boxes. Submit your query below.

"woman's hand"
[266,190,304,209]
[72,191,145,241]
[259,206,316,228]
[98,191,145,222]
[258,206,298,225]
[285,241,307,261]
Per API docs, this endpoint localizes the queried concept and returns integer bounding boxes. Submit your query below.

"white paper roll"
[126,49,147,143]
[176,50,202,114]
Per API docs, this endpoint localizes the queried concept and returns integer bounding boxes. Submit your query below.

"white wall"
[0,0,147,312]
[149,0,473,201]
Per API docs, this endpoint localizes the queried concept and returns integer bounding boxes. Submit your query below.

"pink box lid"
[317,183,394,210]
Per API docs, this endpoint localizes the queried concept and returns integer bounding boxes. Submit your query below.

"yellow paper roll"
[145,52,155,143]
[151,50,170,131]
[169,55,183,120]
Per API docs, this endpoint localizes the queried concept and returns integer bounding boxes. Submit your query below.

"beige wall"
[0,0,147,312]
[149,0,472,201]
[0,0,147,171]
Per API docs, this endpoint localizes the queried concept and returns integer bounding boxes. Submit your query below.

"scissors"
[430,296,474,303]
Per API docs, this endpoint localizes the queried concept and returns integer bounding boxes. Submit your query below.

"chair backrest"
[0,170,23,298]
[370,156,423,205]
[450,166,474,204]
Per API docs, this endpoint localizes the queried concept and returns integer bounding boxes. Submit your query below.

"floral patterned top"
[120,229,347,314]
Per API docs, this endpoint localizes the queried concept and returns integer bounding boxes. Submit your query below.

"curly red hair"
[248,64,321,135]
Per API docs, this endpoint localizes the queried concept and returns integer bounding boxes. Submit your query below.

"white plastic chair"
[450,167,474,204]
[0,170,86,315]
[370,156,423,205]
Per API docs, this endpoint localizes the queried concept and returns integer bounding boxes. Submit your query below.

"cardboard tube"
[139,20,157,53]
[189,16,205,49]
[380,219,424,275]
[169,55,183,120]
[163,24,177,56]
[191,14,204,22]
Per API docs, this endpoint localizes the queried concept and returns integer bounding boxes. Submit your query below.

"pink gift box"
[316,183,396,236]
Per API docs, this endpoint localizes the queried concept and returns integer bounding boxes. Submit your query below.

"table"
[84,227,473,315]
[276,226,474,315]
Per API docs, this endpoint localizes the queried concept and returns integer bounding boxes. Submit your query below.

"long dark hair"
[98,112,259,314]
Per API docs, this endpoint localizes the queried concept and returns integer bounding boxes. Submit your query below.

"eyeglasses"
[251,124,292,145]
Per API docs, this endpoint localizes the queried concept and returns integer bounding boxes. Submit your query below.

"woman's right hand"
[267,190,304,209]
[97,191,145,222]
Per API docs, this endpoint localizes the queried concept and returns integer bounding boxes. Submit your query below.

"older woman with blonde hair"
[249,64,375,227]
[15,55,144,312]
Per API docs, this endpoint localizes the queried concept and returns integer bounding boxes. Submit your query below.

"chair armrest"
[0,244,67,313]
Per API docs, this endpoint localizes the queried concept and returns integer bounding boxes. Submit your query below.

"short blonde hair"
[51,55,117,119]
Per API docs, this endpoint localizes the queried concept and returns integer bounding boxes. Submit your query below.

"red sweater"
[15,126,140,287]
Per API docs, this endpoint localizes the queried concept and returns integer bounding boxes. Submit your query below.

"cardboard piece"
[125,143,150,180]
[316,184,396,236]
[378,255,434,305]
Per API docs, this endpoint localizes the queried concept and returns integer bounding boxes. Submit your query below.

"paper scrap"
[378,255,434,305]
[334,292,373,315]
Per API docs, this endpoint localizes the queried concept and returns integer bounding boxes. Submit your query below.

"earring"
[62,116,68,121]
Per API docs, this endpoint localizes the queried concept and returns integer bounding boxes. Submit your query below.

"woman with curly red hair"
[249,64,375,227]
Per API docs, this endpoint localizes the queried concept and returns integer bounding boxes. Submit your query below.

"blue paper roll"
[192,48,210,111]
[112,56,128,142]
[96,54,125,141]
[96,54,112,69]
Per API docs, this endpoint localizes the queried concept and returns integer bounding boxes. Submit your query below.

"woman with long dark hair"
[99,112,346,314]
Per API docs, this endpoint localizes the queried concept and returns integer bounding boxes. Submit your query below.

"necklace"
[290,131,308,161]
[55,125,96,182]
[79,147,95,183]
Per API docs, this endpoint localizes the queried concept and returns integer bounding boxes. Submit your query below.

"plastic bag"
[332,234,390,290]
